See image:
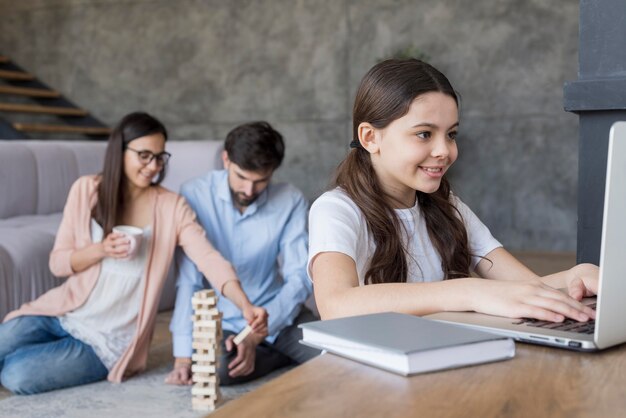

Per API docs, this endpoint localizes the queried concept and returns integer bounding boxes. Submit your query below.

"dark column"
[563,0,626,264]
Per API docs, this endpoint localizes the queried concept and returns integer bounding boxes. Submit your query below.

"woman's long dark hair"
[335,59,471,284]
[92,112,168,235]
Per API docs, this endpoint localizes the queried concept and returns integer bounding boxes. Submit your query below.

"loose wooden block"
[233,325,253,345]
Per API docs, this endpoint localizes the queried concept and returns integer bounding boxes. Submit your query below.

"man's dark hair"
[224,121,285,171]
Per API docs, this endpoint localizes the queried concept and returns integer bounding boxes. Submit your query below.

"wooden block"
[192,374,218,383]
[194,382,217,389]
[192,348,218,356]
[192,296,217,306]
[192,357,217,365]
[193,391,221,402]
[192,386,219,396]
[192,352,217,362]
[192,307,221,314]
[192,341,218,350]
[194,289,216,298]
[192,397,217,411]
[193,330,219,339]
[193,331,220,339]
[191,310,221,319]
[194,327,222,336]
[191,364,217,373]
[192,338,219,346]
[195,330,222,339]
[191,315,221,322]
[194,346,219,354]
[233,325,253,345]
[193,359,218,366]
[193,320,219,328]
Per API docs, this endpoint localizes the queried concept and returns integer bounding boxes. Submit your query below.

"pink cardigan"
[3,175,239,382]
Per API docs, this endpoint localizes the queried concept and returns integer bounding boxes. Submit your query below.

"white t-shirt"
[59,220,151,370]
[308,188,502,285]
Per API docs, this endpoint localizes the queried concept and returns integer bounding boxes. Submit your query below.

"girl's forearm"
[220,280,252,310]
[316,278,480,320]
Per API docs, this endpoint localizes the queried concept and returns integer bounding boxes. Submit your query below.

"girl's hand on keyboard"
[566,263,599,302]
[469,278,595,323]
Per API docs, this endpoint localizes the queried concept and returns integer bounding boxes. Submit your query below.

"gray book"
[299,312,515,376]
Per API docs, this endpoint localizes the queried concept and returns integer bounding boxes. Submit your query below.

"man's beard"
[231,189,259,208]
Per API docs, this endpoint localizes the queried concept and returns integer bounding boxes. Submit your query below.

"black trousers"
[217,307,320,385]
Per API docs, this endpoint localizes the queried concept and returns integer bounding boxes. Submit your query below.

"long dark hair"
[92,111,168,235]
[335,59,471,284]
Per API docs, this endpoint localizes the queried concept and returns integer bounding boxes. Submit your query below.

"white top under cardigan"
[59,220,152,370]
[307,188,502,285]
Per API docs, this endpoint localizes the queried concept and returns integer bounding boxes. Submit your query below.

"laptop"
[427,121,626,352]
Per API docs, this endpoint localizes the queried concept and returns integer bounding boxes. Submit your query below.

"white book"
[300,312,515,376]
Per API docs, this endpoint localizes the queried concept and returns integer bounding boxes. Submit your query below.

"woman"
[308,59,598,322]
[0,112,267,394]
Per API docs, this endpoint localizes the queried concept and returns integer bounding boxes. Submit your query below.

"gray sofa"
[0,139,223,319]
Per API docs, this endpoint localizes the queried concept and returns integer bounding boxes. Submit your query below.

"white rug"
[0,342,291,417]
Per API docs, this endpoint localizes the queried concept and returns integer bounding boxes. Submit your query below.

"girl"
[0,112,267,395]
[309,59,598,322]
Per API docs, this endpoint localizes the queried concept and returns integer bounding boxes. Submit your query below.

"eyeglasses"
[126,147,172,167]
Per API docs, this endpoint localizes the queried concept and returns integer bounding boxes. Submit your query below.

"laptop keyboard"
[522,303,597,334]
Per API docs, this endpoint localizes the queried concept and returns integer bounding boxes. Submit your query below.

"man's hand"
[164,357,193,385]
[225,332,264,378]
[242,305,269,337]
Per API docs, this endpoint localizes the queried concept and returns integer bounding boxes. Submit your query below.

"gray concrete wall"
[0,0,580,251]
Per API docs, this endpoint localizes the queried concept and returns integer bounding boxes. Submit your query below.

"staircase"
[0,54,111,139]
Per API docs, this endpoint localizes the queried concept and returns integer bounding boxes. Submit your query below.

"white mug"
[112,225,144,260]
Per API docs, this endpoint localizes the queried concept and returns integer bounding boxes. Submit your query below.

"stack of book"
[300,312,515,376]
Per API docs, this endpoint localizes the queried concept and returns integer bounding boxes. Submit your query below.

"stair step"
[0,85,61,98]
[0,102,88,116]
[0,69,35,80]
[0,56,8,63]
[13,123,111,135]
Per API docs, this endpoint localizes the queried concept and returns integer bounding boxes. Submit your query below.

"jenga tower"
[191,289,222,411]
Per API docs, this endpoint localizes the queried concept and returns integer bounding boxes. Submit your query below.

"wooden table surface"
[210,342,626,418]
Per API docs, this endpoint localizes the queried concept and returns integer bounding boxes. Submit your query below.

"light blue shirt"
[170,170,312,357]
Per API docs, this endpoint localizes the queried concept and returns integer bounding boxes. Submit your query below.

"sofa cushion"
[0,213,63,235]
[0,226,59,319]
[69,141,108,177]
[0,143,38,219]
[161,140,223,192]
[0,141,107,219]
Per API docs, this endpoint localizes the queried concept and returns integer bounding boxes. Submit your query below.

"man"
[166,121,319,385]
